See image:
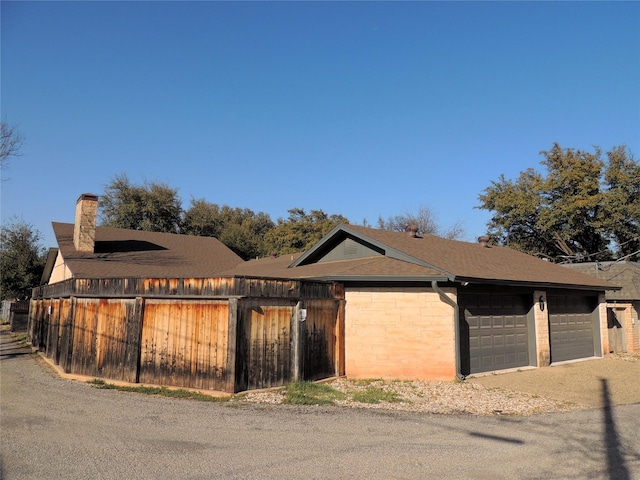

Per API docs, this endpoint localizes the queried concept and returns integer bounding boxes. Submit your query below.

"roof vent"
[477,235,490,247]
[406,224,419,238]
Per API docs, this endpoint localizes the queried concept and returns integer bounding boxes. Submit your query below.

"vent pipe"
[477,235,490,247]
[406,224,419,237]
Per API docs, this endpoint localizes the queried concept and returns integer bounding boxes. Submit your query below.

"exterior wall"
[597,294,609,357]
[633,301,640,352]
[49,251,73,284]
[344,287,456,381]
[608,302,640,353]
[533,290,550,367]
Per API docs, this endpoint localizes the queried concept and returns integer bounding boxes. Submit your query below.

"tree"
[100,174,183,234]
[377,205,465,240]
[1,120,25,173]
[601,146,640,258]
[262,208,349,255]
[477,143,639,262]
[0,219,46,300]
[182,199,274,260]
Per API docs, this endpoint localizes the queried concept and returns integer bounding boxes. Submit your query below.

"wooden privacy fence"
[28,277,345,393]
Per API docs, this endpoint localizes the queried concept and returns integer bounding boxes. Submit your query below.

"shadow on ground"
[0,327,32,360]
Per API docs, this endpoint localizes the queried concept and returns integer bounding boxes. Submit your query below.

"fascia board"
[299,274,451,283]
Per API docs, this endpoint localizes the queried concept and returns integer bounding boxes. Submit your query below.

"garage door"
[548,295,597,363]
[460,293,531,375]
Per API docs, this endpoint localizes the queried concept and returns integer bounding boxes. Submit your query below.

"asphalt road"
[1,330,639,480]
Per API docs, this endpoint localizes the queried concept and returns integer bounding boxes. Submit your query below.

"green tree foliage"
[377,205,465,240]
[263,208,349,255]
[100,174,183,234]
[602,146,640,257]
[182,199,274,260]
[99,176,360,258]
[478,143,639,262]
[0,219,46,300]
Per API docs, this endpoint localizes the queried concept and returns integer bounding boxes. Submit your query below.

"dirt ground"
[469,354,640,408]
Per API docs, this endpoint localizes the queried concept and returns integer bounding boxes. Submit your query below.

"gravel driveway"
[469,354,640,410]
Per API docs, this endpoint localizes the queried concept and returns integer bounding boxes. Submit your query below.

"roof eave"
[40,248,59,285]
[296,274,452,283]
[455,277,616,291]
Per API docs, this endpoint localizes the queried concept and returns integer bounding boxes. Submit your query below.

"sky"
[2,1,639,249]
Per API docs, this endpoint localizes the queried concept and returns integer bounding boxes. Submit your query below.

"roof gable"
[293,225,452,277]
[315,237,382,263]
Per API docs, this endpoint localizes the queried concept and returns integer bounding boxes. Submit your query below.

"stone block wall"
[344,287,456,381]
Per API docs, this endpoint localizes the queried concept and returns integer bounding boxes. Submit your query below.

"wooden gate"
[235,299,295,392]
[235,298,342,392]
[303,299,340,381]
[139,300,230,391]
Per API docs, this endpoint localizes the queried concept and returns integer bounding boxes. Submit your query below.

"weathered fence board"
[66,298,135,380]
[57,298,74,372]
[138,300,230,391]
[33,277,340,301]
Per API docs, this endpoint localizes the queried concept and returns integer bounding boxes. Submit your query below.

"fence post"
[226,298,238,393]
[123,297,144,384]
[27,299,36,344]
[292,301,306,382]
[61,297,76,373]
[336,299,346,377]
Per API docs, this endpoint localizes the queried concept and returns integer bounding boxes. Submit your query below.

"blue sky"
[2,1,639,249]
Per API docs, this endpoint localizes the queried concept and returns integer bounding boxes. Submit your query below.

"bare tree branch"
[1,121,25,173]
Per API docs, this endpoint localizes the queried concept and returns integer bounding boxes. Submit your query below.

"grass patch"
[14,334,29,347]
[282,381,346,406]
[87,379,230,402]
[352,387,403,404]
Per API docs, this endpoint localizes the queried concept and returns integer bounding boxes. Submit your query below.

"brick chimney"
[73,193,99,252]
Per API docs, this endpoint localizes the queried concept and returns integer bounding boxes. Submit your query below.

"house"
[29,194,617,394]
[30,194,344,393]
[222,224,617,379]
[42,194,245,284]
[563,261,640,354]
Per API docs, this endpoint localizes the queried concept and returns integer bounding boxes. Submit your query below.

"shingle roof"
[563,261,640,300]
[52,222,244,279]
[225,254,445,280]
[225,224,616,290]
